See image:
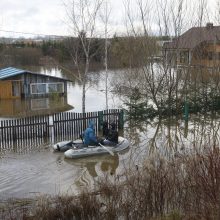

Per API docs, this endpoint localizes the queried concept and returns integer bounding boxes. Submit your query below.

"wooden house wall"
[0,81,13,99]
[191,44,220,67]
[164,42,220,68]
[1,72,67,98]
[0,99,25,116]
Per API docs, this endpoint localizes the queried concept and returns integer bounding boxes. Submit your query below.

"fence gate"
[52,109,123,142]
[0,109,124,147]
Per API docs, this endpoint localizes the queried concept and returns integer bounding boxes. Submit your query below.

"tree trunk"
[82,56,89,113]
[82,80,86,113]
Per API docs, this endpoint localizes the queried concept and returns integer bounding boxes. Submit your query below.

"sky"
[0,0,124,38]
[0,0,218,39]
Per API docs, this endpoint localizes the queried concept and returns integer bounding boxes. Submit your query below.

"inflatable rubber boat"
[57,136,129,159]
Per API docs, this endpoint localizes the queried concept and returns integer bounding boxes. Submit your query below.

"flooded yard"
[0,66,220,200]
[1,111,219,200]
[0,66,125,199]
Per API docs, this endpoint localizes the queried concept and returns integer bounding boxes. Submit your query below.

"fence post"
[118,109,124,129]
[184,101,189,121]
[98,111,103,131]
[12,120,17,141]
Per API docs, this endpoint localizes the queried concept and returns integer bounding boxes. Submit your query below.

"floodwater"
[0,66,126,199]
[0,66,122,118]
[0,66,220,200]
[0,147,127,199]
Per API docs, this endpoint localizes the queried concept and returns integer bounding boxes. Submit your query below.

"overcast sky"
[0,0,65,37]
[0,0,125,38]
[0,0,218,38]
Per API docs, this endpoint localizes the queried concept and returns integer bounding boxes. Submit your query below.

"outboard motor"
[57,144,60,151]
[53,140,73,152]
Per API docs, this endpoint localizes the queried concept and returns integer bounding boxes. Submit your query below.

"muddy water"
[0,146,130,199]
[0,111,220,199]
[1,66,220,200]
[0,67,122,117]
[0,67,127,199]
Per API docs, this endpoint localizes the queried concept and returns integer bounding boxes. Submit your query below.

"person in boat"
[102,121,109,138]
[83,121,99,146]
[103,122,118,146]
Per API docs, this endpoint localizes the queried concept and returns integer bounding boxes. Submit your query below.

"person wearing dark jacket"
[102,121,109,138]
[103,122,118,146]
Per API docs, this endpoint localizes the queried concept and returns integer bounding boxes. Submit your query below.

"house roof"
[0,67,25,80]
[163,24,220,50]
[0,67,70,81]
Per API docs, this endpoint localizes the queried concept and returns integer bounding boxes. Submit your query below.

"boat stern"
[53,140,72,152]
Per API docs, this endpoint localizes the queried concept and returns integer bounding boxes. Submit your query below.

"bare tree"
[121,0,194,118]
[156,0,170,36]
[214,0,220,24]
[100,1,111,110]
[63,0,103,113]
[197,0,209,27]
[136,0,153,36]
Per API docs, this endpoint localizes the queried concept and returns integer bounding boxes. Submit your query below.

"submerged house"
[163,23,220,67]
[0,67,69,99]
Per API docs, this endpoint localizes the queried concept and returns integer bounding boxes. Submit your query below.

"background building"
[163,23,220,67]
[0,67,69,99]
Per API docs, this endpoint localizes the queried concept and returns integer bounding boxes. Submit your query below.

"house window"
[179,51,189,64]
[30,82,64,94]
[57,83,64,93]
[208,52,213,60]
[31,84,46,94]
[201,51,208,59]
[48,83,64,93]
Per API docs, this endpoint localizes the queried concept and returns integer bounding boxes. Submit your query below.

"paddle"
[98,142,114,156]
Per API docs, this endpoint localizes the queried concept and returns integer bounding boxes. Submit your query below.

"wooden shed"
[0,67,69,99]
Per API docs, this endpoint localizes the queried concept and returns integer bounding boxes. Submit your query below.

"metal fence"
[0,109,124,147]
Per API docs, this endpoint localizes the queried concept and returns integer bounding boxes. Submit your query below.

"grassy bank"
[1,145,220,219]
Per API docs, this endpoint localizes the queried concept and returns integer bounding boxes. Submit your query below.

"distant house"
[0,67,69,99]
[163,23,220,67]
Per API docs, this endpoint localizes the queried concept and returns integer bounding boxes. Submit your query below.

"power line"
[0,29,112,39]
[0,29,69,38]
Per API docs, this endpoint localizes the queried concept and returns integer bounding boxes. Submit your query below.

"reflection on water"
[0,97,73,117]
[2,66,220,200]
[65,154,119,177]
[1,112,220,199]
[0,65,122,115]
[0,147,123,199]
[126,112,220,165]
[0,138,50,156]
[65,154,120,191]
[0,65,123,199]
